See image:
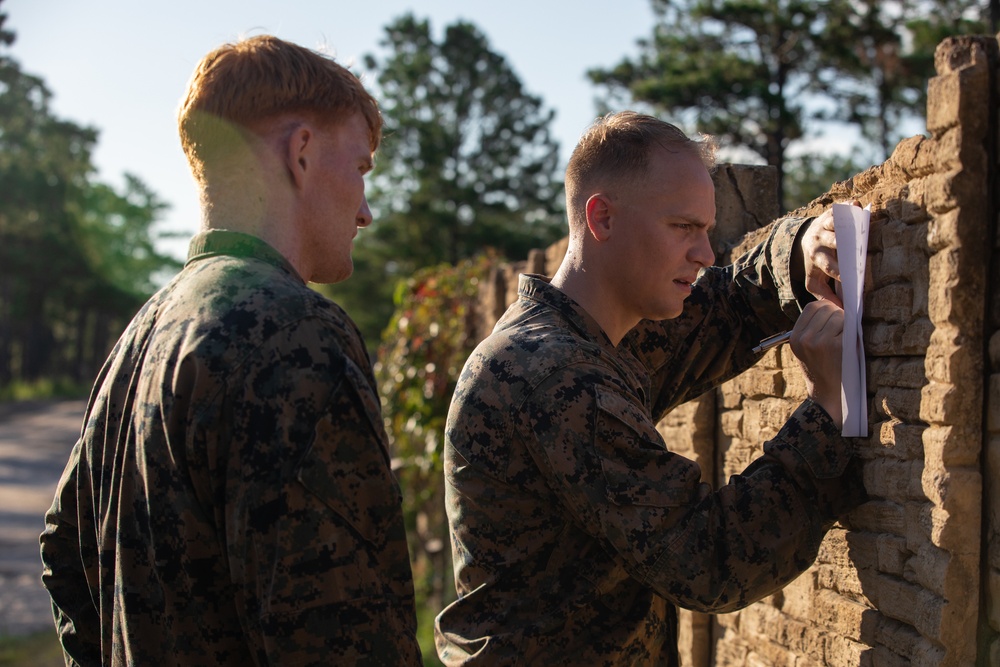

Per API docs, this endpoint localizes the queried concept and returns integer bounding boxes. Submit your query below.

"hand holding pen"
[752,330,791,355]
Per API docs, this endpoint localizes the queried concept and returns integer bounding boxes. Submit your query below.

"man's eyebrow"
[675,215,716,231]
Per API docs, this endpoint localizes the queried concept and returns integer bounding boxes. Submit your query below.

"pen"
[752,330,792,355]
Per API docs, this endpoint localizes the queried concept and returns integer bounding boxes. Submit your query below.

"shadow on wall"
[843,197,940,664]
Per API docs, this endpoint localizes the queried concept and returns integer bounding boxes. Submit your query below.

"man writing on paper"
[435,112,866,665]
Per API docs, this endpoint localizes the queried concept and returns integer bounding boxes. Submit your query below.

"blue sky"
[5,0,660,259]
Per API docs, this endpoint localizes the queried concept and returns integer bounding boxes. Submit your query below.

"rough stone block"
[925,327,984,385]
[863,571,943,639]
[866,319,932,357]
[814,589,870,640]
[773,615,815,658]
[872,386,923,423]
[712,635,749,665]
[922,423,981,468]
[922,469,981,549]
[928,255,987,333]
[874,419,925,460]
[989,374,1000,432]
[927,64,989,138]
[988,568,1000,630]
[741,397,794,444]
[867,284,915,323]
[823,634,867,667]
[849,500,907,534]
[868,357,928,390]
[920,379,979,426]
[876,533,909,575]
[816,563,865,599]
[745,643,797,667]
[904,318,935,354]
[904,501,934,551]
[906,542,954,598]
[778,570,816,620]
[912,171,962,215]
[731,368,785,398]
[934,35,991,74]
[543,237,567,276]
[872,244,923,284]
[719,381,743,409]
[886,135,933,180]
[719,409,743,438]
[864,458,924,501]
[871,616,941,664]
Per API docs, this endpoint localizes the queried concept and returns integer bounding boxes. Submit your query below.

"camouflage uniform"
[40,230,421,666]
[436,217,867,666]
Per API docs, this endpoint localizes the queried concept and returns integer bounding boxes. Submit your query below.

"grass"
[0,378,89,403]
[0,626,446,666]
[417,603,445,667]
[0,631,64,667]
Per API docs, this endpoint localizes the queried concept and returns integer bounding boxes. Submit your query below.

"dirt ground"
[0,399,87,637]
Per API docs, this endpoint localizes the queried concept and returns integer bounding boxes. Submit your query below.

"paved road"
[0,399,86,636]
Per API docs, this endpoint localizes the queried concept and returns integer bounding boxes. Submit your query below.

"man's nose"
[357,196,373,228]
[692,230,715,267]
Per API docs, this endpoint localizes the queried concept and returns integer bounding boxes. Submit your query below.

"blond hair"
[565,111,716,228]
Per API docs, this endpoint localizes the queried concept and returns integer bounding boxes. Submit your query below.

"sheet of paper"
[833,203,870,437]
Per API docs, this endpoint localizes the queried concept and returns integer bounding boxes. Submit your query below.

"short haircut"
[178,34,382,185]
[564,111,717,228]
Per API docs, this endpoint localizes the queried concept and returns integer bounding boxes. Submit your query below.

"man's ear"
[285,124,313,190]
[585,194,613,242]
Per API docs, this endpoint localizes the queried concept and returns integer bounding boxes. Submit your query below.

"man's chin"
[647,303,685,321]
[311,264,353,285]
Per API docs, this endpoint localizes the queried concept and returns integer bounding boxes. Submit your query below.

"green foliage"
[588,0,992,210]
[817,0,989,159]
[0,7,179,385]
[590,0,847,208]
[79,175,180,299]
[0,630,65,667]
[783,150,871,209]
[375,252,497,652]
[0,377,89,402]
[322,14,564,349]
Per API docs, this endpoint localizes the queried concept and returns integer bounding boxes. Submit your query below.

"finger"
[794,300,837,334]
[807,280,844,308]
[792,301,843,350]
[808,247,841,282]
[804,246,844,306]
[814,208,834,226]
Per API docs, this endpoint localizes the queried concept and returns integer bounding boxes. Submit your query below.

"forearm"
[642,399,865,613]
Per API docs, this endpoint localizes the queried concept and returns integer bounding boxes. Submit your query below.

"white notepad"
[833,203,870,437]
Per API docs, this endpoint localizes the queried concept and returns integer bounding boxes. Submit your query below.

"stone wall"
[471,35,998,665]
[707,34,995,667]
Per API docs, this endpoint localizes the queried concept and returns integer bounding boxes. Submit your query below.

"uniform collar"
[516,274,617,350]
[186,230,304,283]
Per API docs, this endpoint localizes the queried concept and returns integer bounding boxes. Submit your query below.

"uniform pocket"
[594,386,700,509]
